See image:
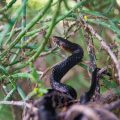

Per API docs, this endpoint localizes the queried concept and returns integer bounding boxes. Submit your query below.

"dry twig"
[79,17,120,83]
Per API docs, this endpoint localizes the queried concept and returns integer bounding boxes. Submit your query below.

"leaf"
[0,65,8,75]
[11,73,31,79]
[17,85,26,99]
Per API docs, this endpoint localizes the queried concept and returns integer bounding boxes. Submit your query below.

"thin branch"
[83,24,96,72]
[80,17,120,83]
[0,100,26,107]
[0,0,53,58]
[40,47,57,57]
[40,60,62,80]
[65,105,100,120]
[28,0,62,63]
[0,0,17,13]
[12,0,61,71]
[104,99,120,111]
[0,100,38,111]
[21,0,27,41]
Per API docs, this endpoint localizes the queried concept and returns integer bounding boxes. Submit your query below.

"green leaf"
[11,73,31,79]
[17,85,26,99]
[0,65,8,75]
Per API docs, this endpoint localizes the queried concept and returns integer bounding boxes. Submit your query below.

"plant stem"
[0,0,53,58]
[0,0,16,13]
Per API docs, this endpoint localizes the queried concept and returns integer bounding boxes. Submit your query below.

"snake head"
[52,36,78,52]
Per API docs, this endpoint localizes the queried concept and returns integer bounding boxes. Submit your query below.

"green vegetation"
[0,0,120,119]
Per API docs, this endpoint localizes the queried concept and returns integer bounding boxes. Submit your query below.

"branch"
[65,105,99,120]
[0,0,53,58]
[104,99,120,111]
[28,0,62,63]
[80,17,120,83]
[0,0,17,13]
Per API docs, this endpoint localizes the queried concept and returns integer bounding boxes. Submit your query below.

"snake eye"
[52,36,64,48]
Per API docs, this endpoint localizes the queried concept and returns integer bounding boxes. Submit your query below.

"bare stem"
[80,17,120,83]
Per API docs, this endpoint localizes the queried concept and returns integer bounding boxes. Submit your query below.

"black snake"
[23,36,100,120]
[50,36,84,100]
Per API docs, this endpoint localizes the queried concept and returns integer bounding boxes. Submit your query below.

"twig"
[40,47,57,57]
[0,100,38,112]
[104,99,120,111]
[0,100,26,107]
[40,60,62,80]
[0,0,53,58]
[0,0,17,13]
[21,0,27,41]
[82,22,96,72]
[80,17,120,83]
[28,0,62,63]
[65,104,100,120]
[99,88,120,104]
[40,48,68,79]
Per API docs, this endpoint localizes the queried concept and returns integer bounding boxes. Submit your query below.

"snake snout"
[52,36,68,50]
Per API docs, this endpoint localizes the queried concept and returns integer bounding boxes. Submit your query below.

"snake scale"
[23,36,99,120]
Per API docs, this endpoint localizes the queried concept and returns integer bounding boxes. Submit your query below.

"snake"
[23,36,101,120]
[80,68,99,104]
[50,36,84,100]
[51,36,101,104]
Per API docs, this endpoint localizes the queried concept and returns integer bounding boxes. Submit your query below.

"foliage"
[0,0,120,119]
